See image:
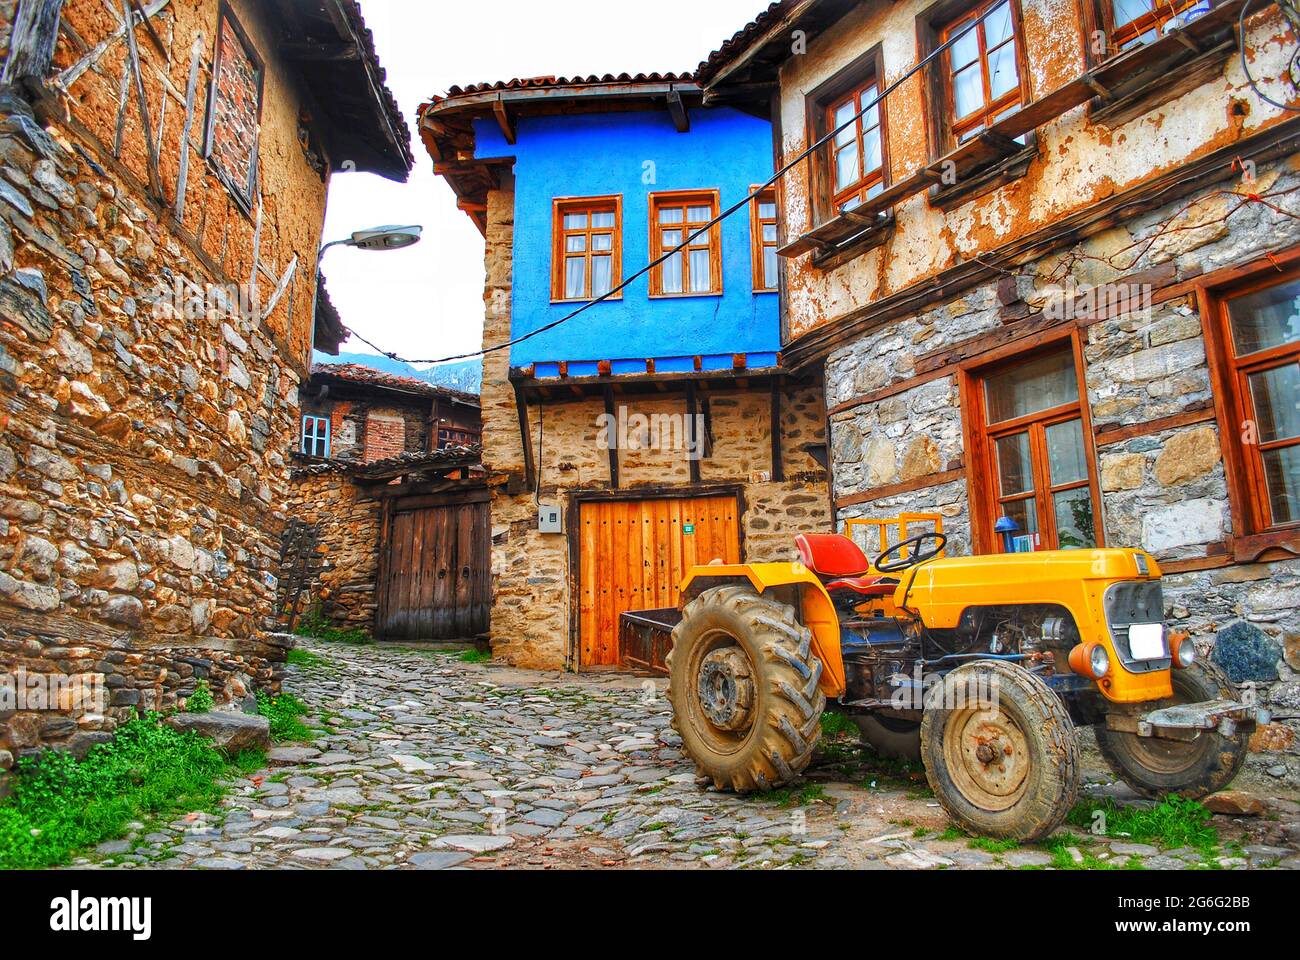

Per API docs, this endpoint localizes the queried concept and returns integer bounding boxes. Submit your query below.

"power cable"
[1240,0,1300,112]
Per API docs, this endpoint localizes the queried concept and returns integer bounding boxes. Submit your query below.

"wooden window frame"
[551,196,623,304]
[961,330,1105,554]
[750,186,779,293]
[301,415,330,459]
[918,0,1032,157]
[648,189,723,298]
[1199,263,1300,540]
[202,2,265,214]
[1083,0,1221,60]
[804,46,891,230]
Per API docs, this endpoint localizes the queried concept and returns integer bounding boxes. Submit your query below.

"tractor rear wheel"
[668,585,825,792]
[921,660,1079,841]
[1095,660,1248,800]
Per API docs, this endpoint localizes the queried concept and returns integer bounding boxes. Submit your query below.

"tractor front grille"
[1103,580,1171,674]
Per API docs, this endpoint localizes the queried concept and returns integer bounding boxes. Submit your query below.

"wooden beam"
[836,468,966,509]
[770,379,784,482]
[493,96,516,145]
[280,41,360,61]
[1,0,65,96]
[120,0,163,199]
[685,383,701,485]
[666,89,689,133]
[604,386,620,489]
[513,379,536,492]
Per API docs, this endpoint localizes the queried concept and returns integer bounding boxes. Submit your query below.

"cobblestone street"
[76,641,1300,871]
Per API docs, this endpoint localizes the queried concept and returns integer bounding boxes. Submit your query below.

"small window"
[1209,270,1300,532]
[552,197,622,302]
[751,188,779,292]
[302,415,330,458]
[941,0,1026,144]
[649,190,721,297]
[203,5,265,209]
[1105,0,1212,52]
[972,344,1102,552]
[805,47,890,227]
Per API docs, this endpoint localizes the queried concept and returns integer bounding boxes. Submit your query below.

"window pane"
[591,233,612,252]
[591,211,616,229]
[1054,488,1097,549]
[866,181,885,200]
[689,249,712,292]
[662,252,683,294]
[1262,445,1300,525]
[861,96,879,131]
[659,207,683,224]
[759,201,777,219]
[662,229,682,248]
[996,432,1034,496]
[949,28,980,70]
[762,223,778,243]
[687,205,712,223]
[985,348,1080,423]
[566,235,586,252]
[565,257,586,299]
[591,255,613,297]
[1248,364,1300,443]
[841,194,863,213]
[1112,0,1154,28]
[836,142,860,191]
[1001,498,1039,551]
[834,101,857,145]
[563,212,588,230]
[953,63,985,120]
[988,42,1019,100]
[1226,279,1300,356]
[985,1,1015,45]
[1046,419,1088,486]
[763,248,778,289]
[862,128,882,175]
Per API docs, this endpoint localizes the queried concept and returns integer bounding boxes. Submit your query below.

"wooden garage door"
[578,494,741,668]
[377,494,490,642]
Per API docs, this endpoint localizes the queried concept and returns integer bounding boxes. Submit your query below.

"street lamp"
[319,224,423,257]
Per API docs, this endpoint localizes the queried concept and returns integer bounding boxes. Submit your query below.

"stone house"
[0,0,411,772]
[699,0,1299,779]
[419,74,832,670]
[282,361,484,639]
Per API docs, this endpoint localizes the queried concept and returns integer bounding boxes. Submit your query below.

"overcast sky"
[320,0,767,368]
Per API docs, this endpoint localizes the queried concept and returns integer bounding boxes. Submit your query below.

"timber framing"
[782,111,1300,370]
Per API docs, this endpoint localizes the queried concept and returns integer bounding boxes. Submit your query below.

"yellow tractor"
[666,516,1267,840]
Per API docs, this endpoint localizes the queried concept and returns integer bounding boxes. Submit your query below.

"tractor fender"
[679,563,846,698]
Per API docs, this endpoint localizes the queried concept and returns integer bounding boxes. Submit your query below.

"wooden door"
[377,494,490,641]
[578,494,741,668]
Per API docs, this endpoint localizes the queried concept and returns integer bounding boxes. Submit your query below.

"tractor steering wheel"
[876,532,948,574]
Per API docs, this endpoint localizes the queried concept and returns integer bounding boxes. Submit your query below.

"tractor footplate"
[1108,699,1271,740]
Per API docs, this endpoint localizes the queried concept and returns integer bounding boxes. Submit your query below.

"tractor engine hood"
[899,549,1160,632]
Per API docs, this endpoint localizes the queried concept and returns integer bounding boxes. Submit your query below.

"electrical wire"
[340,5,1007,367]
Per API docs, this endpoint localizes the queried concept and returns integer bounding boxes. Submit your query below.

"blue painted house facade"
[423,75,831,670]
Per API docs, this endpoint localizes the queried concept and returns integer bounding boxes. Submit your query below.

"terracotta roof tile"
[437,71,697,101]
[311,363,479,405]
[697,2,797,83]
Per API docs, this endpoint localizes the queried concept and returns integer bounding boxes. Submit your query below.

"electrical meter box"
[538,503,563,534]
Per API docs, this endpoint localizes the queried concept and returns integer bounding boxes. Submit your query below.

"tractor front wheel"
[1095,660,1248,800]
[921,660,1080,841]
[668,585,825,792]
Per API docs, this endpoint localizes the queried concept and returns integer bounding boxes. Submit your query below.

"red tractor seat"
[824,576,898,598]
[795,534,897,599]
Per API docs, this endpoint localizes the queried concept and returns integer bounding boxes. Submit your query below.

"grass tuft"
[286,648,326,669]
[458,648,492,664]
[255,691,313,742]
[184,679,214,714]
[1066,795,1218,853]
[0,715,234,869]
[293,606,373,645]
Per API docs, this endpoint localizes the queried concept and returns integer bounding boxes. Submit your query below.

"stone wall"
[824,156,1300,783]
[0,0,335,774]
[281,470,382,633]
[480,180,832,669]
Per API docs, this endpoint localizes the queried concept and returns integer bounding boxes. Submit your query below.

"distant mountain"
[314,351,482,394]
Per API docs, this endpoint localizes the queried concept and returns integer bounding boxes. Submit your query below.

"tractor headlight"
[1090,644,1111,679]
[1068,642,1110,680]
[1171,632,1196,669]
